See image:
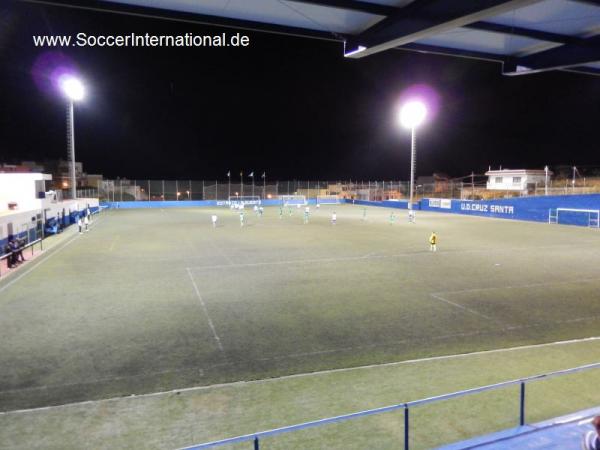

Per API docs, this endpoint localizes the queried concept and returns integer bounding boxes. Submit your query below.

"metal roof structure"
[25,0,600,76]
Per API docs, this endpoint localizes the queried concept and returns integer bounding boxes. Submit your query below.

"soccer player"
[429,231,437,252]
[211,214,218,228]
[83,214,89,232]
[408,210,416,223]
[331,211,337,225]
[304,206,310,224]
[259,206,264,217]
[77,216,83,234]
[240,211,244,227]
[279,206,283,219]
[288,206,293,216]
[254,204,259,215]
[316,203,320,209]
[389,212,396,225]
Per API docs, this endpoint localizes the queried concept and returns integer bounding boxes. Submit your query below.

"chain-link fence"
[98,180,415,202]
[97,177,600,203]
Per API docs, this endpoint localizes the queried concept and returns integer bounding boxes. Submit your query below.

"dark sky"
[2,1,600,181]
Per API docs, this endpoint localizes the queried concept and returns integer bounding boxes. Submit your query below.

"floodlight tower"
[60,76,85,200]
[399,100,427,217]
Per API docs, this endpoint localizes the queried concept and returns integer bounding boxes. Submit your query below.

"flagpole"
[241,171,244,197]
[263,172,266,199]
[252,173,255,198]
[228,171,231,200]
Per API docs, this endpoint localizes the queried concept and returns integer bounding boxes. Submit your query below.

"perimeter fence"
[98,177,600,203]
[99,180,412,202]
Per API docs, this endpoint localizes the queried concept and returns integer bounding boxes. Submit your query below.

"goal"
[316,195,341,205]
[548,208,599,227]
[280,195,306,206]
[228,196,261,207]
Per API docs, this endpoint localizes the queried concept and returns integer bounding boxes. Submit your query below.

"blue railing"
[180,361,600,450]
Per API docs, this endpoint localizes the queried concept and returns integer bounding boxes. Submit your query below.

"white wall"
[0,197,99,244]
[487,174,546,191]
[0,173,48,213]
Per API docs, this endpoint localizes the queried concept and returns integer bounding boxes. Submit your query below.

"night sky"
[2,1,600,181]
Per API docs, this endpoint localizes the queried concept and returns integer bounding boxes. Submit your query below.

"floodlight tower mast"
[399,101,427,217]
[60,77,85,200]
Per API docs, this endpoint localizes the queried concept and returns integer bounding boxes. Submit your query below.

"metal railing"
[181,361,600,450]
[0,238,43,277]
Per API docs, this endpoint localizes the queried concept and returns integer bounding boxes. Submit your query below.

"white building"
[0,173,98,249]
[485,169,552,192]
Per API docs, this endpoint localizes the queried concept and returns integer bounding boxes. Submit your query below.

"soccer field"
[1,203,600,416]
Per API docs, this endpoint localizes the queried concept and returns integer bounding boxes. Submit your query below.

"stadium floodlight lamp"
[60,76,85,101]
[399,100,426,129]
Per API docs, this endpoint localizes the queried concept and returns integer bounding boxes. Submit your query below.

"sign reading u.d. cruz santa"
[460,202,514,214]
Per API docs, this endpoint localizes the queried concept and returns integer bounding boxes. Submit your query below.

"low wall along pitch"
[422,194,600,227]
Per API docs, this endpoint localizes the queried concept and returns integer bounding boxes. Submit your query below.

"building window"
[495,177,502,184]
[513,177,521,184]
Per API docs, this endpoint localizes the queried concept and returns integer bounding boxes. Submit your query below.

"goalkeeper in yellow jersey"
[429,231,437,252]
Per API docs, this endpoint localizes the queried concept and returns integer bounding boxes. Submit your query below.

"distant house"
[485,169,552,192]
[416,173,450,193]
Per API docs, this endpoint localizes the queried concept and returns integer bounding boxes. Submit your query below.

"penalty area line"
[186,267,225,353]
[429,293,495,321]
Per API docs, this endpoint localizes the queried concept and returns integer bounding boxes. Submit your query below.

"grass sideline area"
[1,338,599,449]
[1,204,600,445]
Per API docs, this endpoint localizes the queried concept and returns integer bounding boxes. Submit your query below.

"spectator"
[16,238,26,263]
[583,416,600,450]
[7,238,19,268]
[4,241,15,269]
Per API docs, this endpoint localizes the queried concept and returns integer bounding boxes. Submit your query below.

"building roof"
[31,0,600,77]
[485,169,553,176]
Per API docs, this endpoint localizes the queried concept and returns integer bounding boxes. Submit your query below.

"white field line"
[186,267,224,353]
[5,313,600,397]
[2,335,600,416]
[3,315,600,400]
[434,277,600,297]
[108,234,120,252]
[183,241,600,271]
[429,293,495,321]
[0,216,105,294]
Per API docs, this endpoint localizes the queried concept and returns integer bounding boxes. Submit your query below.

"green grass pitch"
[1,204,600,448]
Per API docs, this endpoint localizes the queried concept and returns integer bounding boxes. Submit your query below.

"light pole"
[399,100,427,219]
[60,76,85,200]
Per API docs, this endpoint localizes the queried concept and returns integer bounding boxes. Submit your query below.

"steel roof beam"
[344,0,545,58]
[503,34,600,75]
[19,0,345,41]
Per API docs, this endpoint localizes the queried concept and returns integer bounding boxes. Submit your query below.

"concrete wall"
[421,194,600,226]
